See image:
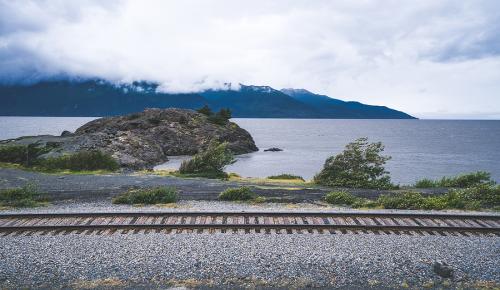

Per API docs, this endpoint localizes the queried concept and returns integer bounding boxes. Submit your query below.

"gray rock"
[264,147,283,152]
[0,108,258,169]
[60,130,74,137]
[433,261,454,278]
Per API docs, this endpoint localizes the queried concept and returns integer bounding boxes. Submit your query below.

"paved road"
[0,168,333,202]
[0,168,441,202]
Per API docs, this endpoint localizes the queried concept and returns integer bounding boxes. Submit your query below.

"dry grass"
[70,278,126,289]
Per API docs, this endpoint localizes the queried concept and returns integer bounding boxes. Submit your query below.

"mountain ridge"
[0,80,416,119]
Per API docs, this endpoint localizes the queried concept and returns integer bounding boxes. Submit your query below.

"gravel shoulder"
[0,231,498,289]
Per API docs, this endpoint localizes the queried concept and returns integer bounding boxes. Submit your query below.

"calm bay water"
[1,117,499,184]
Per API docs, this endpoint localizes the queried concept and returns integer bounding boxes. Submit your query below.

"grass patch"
[414,171,493,188]
[0,144,54,166]
[0,146,119,173]
[0,183,46,207]
[324,184,500,210]
[112,186,178,204]
[267,174,305,181]
[219,187,256,201]
[36,150,119,171]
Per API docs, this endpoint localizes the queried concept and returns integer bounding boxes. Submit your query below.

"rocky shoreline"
[0,108,258,169]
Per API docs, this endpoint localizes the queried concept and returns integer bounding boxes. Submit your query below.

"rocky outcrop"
[264,147,283,152]
[1,108,258,169]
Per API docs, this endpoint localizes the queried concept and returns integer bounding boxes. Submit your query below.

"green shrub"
[267,174,305,181]
[314,138,394,189]
[0,183,44,207]
[0,144,52,166]
[415,171,493,188]
[219,187,255,201]
[325,191,358,205]
[197,105,213,116]
[414,178,436,188]
[37,150,119,171]
[376,192,428,210]
[179,141,235,178]
[112,186,177,204]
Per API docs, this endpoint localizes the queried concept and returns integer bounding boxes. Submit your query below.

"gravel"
[0,232,498,289]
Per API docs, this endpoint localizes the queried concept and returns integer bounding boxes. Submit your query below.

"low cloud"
[1,0,499,118]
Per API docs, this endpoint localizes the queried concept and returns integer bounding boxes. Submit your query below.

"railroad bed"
[1,211,499,236]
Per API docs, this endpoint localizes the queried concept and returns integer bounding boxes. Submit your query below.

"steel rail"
[1,211,499,220]
[0,223,498,233]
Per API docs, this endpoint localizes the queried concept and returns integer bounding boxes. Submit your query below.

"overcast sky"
[1,0,499,119]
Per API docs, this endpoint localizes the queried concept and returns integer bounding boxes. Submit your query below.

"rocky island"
[0,108,258,169]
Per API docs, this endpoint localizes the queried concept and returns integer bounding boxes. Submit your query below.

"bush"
[197,105,213,116]
[325,191,358,205]
[0,144,52,166]
[415,171,493,188]
[37,150,119,171]
[0,183,44,207]
[414,178,436,188]
[267,174,305,181]
[314,138,394,189]
[112,186,178,204]
[219,187,256,201]
[179,141,235,178]
[376,192,428,210]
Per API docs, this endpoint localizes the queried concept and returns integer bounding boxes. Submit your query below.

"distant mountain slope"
[281,88,415,119]
[0,80,205,116]
[200,85,319,118]
[0,80,416,119]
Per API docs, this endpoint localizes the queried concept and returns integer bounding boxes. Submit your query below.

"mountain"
[200,85,320,118]
[0,80,416,119]
[281,88,415,119]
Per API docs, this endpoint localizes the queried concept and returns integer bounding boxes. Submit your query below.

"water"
[1,117,499,184]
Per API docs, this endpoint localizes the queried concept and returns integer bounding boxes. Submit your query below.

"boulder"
[60,130,74,137]
[432,261,454,278]
[264,147,283,152]
[0,108,258,169]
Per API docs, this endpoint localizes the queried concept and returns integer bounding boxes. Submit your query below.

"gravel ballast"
[0,232,498,289]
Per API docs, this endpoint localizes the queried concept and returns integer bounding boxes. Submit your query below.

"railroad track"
[0,211,499,236]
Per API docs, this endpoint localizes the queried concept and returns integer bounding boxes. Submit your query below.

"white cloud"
[1,0,499,118]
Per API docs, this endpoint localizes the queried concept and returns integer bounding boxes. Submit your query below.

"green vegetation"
[314,138,395,189]
[414,171,493,188]
[324,191,358,206]
[324,183,500,210]
[0,183,46,207]
[112,186,178,204]
[0,144,119,173]
[0,144,53,166]
[36,150,119,171]
[196,105,232,125]
[267,174,305,181]
[219,187,256,201]
[179,141,235,178]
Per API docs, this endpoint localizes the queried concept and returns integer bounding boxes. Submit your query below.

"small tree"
[179,141,235,178]
[208,108,232,125]
[218,108,232,120]
[314,137,393,189]
[197,104,212,116]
